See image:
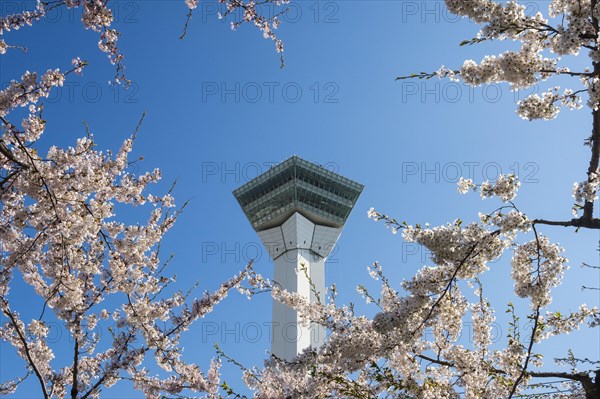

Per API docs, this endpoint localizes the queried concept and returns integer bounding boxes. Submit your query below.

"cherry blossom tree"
[0,0,286,397]
[0,66,257,397]
[235,1,600,398]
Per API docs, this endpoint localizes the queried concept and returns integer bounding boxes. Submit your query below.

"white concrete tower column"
[258,212,341,360]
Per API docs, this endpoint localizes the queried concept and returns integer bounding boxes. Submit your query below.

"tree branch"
[0,300,49,399]
[507,306,541,399]
[531,370,598,399]
[71,321,80,399]
[533,218,600,229]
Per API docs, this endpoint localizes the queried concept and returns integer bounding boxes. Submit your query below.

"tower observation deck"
[233,156,363,360]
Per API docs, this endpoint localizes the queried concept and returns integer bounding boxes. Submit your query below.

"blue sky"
[1,1,598,397]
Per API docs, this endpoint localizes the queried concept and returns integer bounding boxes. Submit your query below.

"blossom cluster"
[572,169,600,215]
[457,175,521,202]
[460,52,555,90]
[511,235,568,308]
[517,88,559,120]
[0,69,65,117]
[480,174,520,202]
[185,0,288,55]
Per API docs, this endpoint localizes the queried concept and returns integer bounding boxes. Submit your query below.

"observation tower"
[233,156,363,360]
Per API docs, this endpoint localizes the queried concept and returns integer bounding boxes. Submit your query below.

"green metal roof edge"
[232,155,364,199]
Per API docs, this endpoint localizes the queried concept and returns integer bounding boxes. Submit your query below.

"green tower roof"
[233,156,364,231]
